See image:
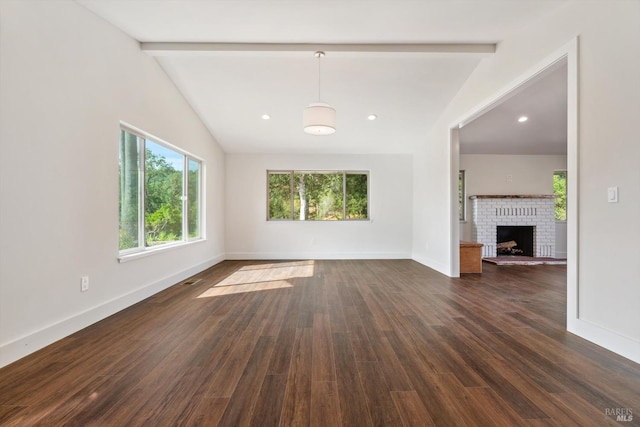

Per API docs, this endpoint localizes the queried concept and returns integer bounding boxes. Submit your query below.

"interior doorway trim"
[449,37,578,331]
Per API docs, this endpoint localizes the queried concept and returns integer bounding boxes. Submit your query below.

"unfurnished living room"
[0,1,639,426]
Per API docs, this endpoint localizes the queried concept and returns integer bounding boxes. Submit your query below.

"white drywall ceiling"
[77,0,570,154]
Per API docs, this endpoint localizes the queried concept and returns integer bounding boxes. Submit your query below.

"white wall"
[555,221,567,258]
[459,154,567,247]
[413,0,640,361]
[0,1,225,367]
[226,154,412,259]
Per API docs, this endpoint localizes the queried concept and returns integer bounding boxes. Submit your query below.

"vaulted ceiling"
[460,60,568,155]
[77,0,570,155]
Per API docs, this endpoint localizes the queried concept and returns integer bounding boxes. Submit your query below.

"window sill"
[118,238,206,263]
[266,219,372,222]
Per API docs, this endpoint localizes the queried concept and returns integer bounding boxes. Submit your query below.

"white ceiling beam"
[140,42,496,56]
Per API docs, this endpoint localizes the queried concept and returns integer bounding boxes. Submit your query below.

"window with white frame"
[119,126,202,255]
[267,170,368,221]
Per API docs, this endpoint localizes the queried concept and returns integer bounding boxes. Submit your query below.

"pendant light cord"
[315,51,325,102]
[318,53,321,101]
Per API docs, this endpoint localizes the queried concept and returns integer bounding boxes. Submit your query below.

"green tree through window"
[554,171,567,221]
[145,141,183,245]
[346,174,368,219]
[267,171,368,221]
[268,173,292,220]
[294,173,344,220]
[119,127,203,253]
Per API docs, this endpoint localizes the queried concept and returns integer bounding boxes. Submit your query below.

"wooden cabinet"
[460,241,483,273]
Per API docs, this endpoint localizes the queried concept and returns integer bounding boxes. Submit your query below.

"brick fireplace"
[470,195,556,258]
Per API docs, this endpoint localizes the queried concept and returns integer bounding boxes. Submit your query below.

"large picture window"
[267,171,368,221]
[119,126,203,255]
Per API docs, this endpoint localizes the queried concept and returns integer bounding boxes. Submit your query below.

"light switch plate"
[607,186,618,203]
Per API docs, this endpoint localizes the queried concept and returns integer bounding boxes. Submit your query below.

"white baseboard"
[225,251,411,260]
[555,251,568,258]
[411,254,451,277]
[0,254,224,368]
[568,318,640,364]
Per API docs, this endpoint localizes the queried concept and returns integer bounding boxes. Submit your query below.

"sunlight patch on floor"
[196,260,314,298]
[214,261,314,287]
[197,280,293,298]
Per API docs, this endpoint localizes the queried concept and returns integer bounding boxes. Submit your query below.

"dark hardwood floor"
[1,260,638,426]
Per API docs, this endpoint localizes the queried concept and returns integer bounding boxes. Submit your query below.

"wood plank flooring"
[1,260,638,426]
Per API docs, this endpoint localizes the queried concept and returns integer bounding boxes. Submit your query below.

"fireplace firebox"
[497,226,534,257]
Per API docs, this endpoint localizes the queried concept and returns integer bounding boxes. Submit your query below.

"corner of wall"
[568,320,640,365]
[411,254,451,277]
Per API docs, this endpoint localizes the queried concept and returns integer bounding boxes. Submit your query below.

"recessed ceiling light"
[518,116,528,123]
[261,114,271,120]
[367,114,377,121]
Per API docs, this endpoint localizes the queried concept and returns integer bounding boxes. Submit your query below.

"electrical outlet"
[81,276,89,292]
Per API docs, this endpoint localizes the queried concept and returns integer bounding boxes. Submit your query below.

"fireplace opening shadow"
[497,225,534,257]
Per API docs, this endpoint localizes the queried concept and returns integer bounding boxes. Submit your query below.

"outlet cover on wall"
[81,276,89,292]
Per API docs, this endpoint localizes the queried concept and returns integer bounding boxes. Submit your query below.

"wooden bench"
[460,241,483,273]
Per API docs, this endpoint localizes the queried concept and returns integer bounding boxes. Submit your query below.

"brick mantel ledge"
[469,195,555,199]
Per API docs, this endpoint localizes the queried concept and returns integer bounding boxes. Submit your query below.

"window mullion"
[182,156,188,242]
[197,161,202,237]
[139,138,146,248]
[290,171,295,220]
[343,172,346,221]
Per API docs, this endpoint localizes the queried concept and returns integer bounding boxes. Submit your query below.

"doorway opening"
[449,39,578,332]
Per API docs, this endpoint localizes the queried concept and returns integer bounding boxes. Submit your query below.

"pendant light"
[303,51,336,135]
